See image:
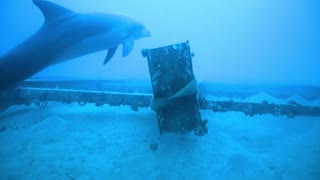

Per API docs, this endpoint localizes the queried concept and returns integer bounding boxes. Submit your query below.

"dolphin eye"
[137,24,145,31]
[134,25,141,32]
[132,25,143,34]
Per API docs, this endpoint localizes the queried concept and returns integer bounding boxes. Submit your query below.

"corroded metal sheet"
[142,41,208,135]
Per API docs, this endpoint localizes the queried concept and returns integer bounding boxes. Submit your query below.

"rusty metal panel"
[142,41,208,135]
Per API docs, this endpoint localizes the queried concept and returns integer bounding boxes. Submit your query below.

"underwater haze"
[1,1,320,180]
[0,0,319,85]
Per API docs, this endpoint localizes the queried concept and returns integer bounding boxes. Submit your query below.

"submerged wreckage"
[1,41,320,135]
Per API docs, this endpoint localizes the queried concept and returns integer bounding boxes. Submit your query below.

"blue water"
[0,0,320,179]
[0,0,319,85]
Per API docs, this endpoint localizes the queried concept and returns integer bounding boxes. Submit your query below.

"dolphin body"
[0,0,151,91]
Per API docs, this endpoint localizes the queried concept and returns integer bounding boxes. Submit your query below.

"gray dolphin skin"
[0,0,151,91]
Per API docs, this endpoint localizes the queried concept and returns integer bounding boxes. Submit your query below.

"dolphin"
[0,0,151,91]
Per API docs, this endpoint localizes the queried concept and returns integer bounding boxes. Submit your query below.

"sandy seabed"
[0,101,319,180]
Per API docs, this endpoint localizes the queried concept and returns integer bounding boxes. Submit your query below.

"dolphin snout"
[142,29,151,37]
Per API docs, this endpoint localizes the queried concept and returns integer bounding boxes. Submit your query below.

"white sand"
[0,102,319,180]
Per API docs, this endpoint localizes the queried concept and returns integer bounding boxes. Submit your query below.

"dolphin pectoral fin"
[122,39,134,57]
[103,46,118,65]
